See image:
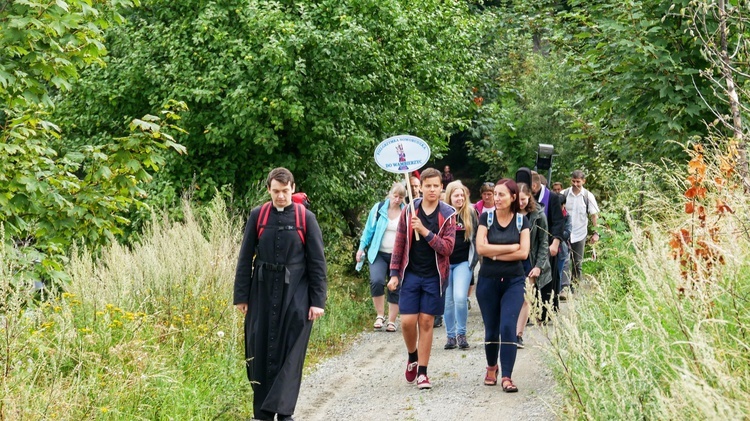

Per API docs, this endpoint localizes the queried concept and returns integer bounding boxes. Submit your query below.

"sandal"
[501,377,518,393]
[373,316,384,330]
[484,365,498,386]
[385,322,397,332]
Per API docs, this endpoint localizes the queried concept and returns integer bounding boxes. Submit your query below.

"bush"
[549,143,750,419]
[0,196,371,419]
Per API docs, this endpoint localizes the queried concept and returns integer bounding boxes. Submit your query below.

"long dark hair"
[495,178,521,213]
[517,182,537,213]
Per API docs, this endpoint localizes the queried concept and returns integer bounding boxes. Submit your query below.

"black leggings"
[536,254,559,323]
[476,275,525,378]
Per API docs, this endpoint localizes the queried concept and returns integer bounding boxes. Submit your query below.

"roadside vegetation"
[3,0,750,419]
[549,144,750,419]
[0,197,371,419]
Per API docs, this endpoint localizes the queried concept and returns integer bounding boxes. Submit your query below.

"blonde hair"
[445,180,474,241]
[389,181,406,198]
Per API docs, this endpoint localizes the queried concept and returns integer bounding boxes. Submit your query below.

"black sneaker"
[444,337,457,350]
[433,315,443,328]
[516,335,525,349]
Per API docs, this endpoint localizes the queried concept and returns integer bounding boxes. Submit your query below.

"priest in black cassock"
[234,168,327,421]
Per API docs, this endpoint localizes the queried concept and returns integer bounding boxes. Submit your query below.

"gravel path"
[295,295,562,420]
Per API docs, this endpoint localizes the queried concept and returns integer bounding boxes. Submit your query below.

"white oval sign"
[374,135,431,174]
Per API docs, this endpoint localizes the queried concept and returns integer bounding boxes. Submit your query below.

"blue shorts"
[398,271,444,316]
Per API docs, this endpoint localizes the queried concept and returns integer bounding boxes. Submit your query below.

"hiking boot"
[405,361,418,383]
[433,315,443,328]
[559,286,572,302]
[516,335,525,349]
[457,334,469,349]
[444,337,457,350]
[417,374,432,390]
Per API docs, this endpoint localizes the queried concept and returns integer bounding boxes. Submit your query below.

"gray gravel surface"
[295,295,563,420]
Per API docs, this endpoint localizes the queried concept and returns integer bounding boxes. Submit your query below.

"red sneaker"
[405,361,418,383]
[417,374,432,389]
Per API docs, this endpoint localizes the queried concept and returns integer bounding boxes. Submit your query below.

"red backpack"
[255,195,308,245]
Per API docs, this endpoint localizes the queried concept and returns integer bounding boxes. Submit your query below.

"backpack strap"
[256,202,307,245]
[563,187,590,214]
[582,189,590,214]
[294,203,307,245]
[373,200,387,226]
[256,202,273,239]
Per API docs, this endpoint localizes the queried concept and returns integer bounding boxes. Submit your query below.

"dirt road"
[295,296,562,420]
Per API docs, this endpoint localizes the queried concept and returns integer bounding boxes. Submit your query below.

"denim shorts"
[398,271,444,316]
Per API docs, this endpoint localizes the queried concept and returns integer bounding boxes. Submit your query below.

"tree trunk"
[718,0,750,191]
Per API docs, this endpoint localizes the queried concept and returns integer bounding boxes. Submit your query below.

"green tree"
[463,2,579,182]
[1,0,186,285]
[551,0,720,163]
[466,0,740,193]
[688,0,750,189]
[56,0,489,235]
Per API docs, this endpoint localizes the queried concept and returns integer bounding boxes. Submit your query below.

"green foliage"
[1,0,189,286]
[465,0,742,189]
[467,51,579,181]
[0,0,138,109]
[56,0,489,232]
[550,146,750,419]
[0,196,372,419]
[549,0,720,164]
[0,101,187,285]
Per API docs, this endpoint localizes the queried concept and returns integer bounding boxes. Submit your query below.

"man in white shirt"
[562,170,600,282]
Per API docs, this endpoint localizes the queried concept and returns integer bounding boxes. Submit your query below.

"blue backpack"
[487,211,524,232]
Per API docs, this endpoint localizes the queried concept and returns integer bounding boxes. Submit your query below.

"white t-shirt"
[565,188,599,243]
[379,216,400,254]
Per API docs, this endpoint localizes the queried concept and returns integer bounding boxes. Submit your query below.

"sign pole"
[404,172,419,241]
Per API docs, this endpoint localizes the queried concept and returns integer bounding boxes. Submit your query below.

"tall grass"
[0,197,371,419]
[549,147,750,419]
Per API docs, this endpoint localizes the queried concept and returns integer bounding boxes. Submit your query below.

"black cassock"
[234,203,327,416]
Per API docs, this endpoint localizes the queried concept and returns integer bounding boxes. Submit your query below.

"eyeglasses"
[411,185,420,189]
[483,182,495,187]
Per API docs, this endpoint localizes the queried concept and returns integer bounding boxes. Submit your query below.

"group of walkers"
[233,165,600,420]
[356,165,601,393]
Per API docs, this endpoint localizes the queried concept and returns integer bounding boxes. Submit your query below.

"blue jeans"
[476,275,525,378]
[444,261,471,337]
